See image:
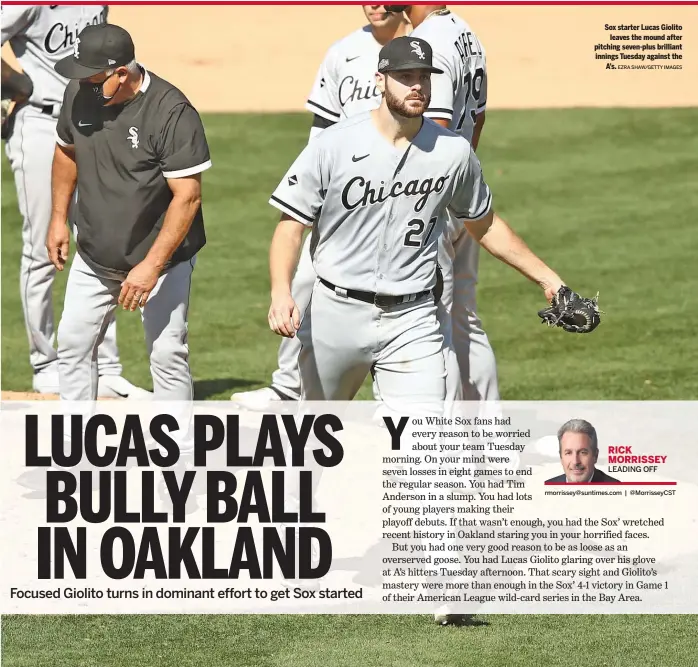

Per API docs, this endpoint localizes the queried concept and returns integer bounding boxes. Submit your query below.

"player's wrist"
[270,285,292,300]
[539,275,565,301]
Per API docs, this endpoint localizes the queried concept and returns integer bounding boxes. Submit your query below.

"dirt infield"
[2,6,694,111]
[107,5,696,112]
[1,391,57,401]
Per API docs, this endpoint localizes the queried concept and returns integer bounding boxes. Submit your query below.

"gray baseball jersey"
[269,112,492,296]
[1,4,108,110]
[306,26,385,123]
[411,11,487,144]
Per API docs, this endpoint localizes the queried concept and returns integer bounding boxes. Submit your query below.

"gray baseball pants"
[57,252,195,401]
[4,104,122,378]
[271,231,499,401]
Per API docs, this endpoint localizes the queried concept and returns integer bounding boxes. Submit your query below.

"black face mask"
[80,71,122,106]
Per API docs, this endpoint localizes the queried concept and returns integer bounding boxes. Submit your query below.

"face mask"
[80,71,122,105]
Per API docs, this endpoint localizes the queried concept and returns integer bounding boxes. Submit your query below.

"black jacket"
[546,468,620,483]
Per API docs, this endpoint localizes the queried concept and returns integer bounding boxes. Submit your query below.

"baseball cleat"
[230,386,296,411]
[434,613,474,626]
[31,370,60,394]
[98,375,152,399]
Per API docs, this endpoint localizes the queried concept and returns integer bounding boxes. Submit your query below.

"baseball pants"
[297,279,446,410]
[57,252,195,401]
[438,229,500,402]
[271,231,499,401]
[4,104,122,378]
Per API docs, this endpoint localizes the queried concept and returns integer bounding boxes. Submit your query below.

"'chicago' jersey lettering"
[269,112,492,296]
[341,175,450,213]
[1,5,108,108]
[306,26,386,122]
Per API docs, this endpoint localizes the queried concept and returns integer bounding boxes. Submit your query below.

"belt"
[319,278,431,308]
[30,102,58,117]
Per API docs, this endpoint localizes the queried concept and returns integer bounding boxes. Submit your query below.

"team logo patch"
[410,41,426,60]
[379,58,389,70]
[128,126,139,149]
[288,175,298,186]
[73,37,80,58]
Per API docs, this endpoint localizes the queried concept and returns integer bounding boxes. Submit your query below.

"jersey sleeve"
[448,145,492,221]
[1,5,37,45]
[305,46,341,124]
[269,140,327,227]
[424,46,455,123]
[157,103,212,178]
[55,85,75,147]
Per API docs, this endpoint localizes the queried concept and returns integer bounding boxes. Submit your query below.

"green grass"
[2,613,697,667]
[3,108,698,399]
[2,108,698,664]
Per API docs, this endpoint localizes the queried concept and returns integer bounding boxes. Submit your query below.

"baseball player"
[1,4,150,398]
[388,4,499,404]
[267,36,566,402]
[232,4,495,410]
[232,5,414,410]
[269,35,571,626]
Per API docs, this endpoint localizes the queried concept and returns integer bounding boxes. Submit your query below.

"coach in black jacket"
[546,419,620,483]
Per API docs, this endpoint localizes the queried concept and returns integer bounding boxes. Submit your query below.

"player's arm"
[269,215,307,337]
[466,211,564,302]
[47,143,77,271]
[471,111,485,152]
[450,147,564,302]
[309,114,337,141]
[305,44,341,140]
[424,45,455,125]
[47,87,78,271]
[267,142,325,337]
[430,67,486,151]
[1,59,33,102]
[119,103,211,311]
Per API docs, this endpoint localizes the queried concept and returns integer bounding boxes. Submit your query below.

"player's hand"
[543,280,565,304]
[119,260,160,311]
[46,219,70,271]
[268,291,300,337]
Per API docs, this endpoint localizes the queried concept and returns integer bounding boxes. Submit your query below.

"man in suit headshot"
[546,419,620,483]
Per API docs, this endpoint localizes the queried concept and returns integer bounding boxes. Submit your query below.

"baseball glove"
[1,98,12,140]
[538,286,601,334]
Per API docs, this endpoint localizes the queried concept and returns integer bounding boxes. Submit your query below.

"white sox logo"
[410,41,426,60]
[73,37,80,58]
[128,127,139,149]
[341,175,450,213]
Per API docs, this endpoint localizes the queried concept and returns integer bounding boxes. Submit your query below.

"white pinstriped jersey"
[1,5,108,110]
[305,26,385,123]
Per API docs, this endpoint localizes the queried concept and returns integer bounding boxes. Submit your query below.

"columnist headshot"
[546,419,620,483]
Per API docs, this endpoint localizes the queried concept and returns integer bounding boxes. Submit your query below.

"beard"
[384,84,430,118]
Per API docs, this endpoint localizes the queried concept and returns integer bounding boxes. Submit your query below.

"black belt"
[30,103,57,116]
[320,278,431,308]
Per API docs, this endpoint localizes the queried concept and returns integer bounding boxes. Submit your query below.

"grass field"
[2,108,698,665]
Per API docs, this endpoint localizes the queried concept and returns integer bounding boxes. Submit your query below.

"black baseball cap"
[377,36,444,75]
[55,24,135,80]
